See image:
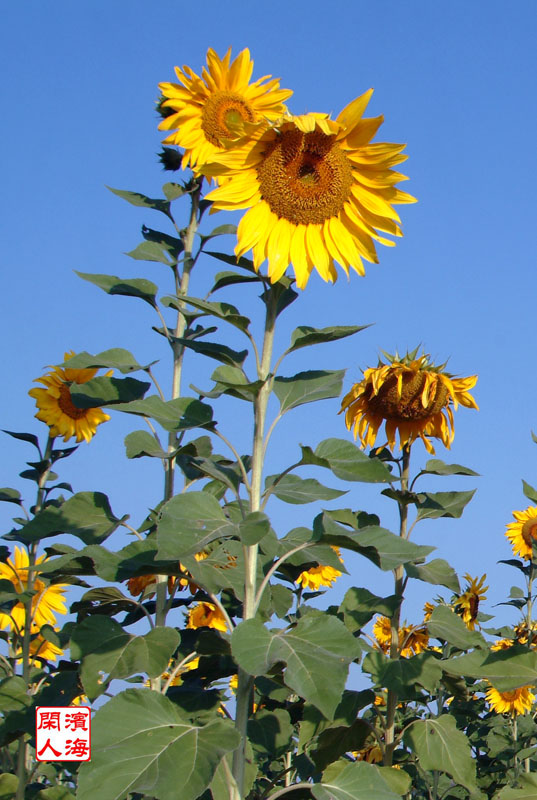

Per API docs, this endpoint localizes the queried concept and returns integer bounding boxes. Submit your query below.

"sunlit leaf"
[265,473,347,504]
[405,558,460,592]
[287,324,368,354]
[76,271,158,306]
[273,370,345,413]
[404,715,478,793]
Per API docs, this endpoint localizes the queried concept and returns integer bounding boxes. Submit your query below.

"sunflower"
[340,350,478,454]
[203,92,415,289]
[506,506,537,560]
[490,638,514,651]
[514,621,537,647]
[372,615,428,657]
[16,634,64,666]
[296,546,343,590]
[352,744,383,763]
[454,574,488,630]
[186,601,228,632]
[29,351,111,443]
[0,547,67,633]
[144,657,200,688]
[486,684,535,716]
[158,48,292,172]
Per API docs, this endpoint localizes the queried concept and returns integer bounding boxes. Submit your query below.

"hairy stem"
[384,444,411,766]
[232,287,278,795]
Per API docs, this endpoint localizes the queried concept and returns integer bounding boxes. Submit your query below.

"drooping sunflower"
[296,546,343,590]
[29,351,111,443]
[158,48,292,172]
[340,350,478,454]
[486,684,535,716]
[0,547,67,633]
[186,601,228,632]
[203,92,415,289]
[506,506,537,560]
[454,574,488,630]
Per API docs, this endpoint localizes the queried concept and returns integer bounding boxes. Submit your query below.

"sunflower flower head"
[158,47,292,172]
[506,506,537,560]
[296,546,343,591]
[29,351,111,443]
[454,573,488,630]
[203,91,416,289]
[372,615,428,658]
[0,546,68,634]
[186,601,228,632]
[486,684,535,716]
[16,633,64,666]
[340,349,478,454]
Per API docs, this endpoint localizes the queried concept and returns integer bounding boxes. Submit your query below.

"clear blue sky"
[1,0,537,628]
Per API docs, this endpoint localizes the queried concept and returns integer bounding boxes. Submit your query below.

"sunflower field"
[3,44,537,800]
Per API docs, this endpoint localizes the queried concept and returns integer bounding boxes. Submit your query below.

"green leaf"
[443,646,537,691]
[238,512,271,545]
[70,616,180,698]
[142,224,183,258]
[157,492,236,559]
[76,689,240,800]
[377,767,412,796]
[204,250,258,274]
[200,223,237,242]
[416,490,476,520]
[205,365,262,401]
[167,295,250,332]
[112,395,213,431]
[404,715,478,793]
[2,430,40,449]
[60,348,150,374]
[16,492,125,545]
[427,605,487,649]
[0,676,31,711]
[231,616,360,719]
[363,650,442,696]
[405,559,460,592]
[162,182,186,200]
[423,459,480,477]
[0,488,22,505]
[173,336,248,367]
[248,708,294,758]
[287,324,368,353]
[0,774,18,800]
[76,271,158,306]
[522,480,537,504]
[338,587,400,631]
[182,540,245,599]
[298,690,374,750]
[496,773,537,799]
[273,370,345,413]
[316,513,435,571]
[107,185,171,216]
[313,762,403,800]
[311,720,370,771]
[265,474,347,504]
[125,240,174,265]
[209,270,260,293]
[125,430,167,459]
[70,375,150,408]
[210,744,257,800]
[314,438,394,483]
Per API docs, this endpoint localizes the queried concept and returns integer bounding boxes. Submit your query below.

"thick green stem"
[16,436,54,800]
[384,445,411,767]
[232,287,277,796]
[151,184,201,690]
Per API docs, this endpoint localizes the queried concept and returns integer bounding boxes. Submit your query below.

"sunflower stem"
[384,444,411,767]
[151,182,202,692]
[16,435,54,800]
[232,285,278,796]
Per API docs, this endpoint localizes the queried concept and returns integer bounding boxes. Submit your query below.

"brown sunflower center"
[256,127,354,225]
[57,383,88,420]
[201,91,256,146]
[521,519,537,548]
[366,372,449,422]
